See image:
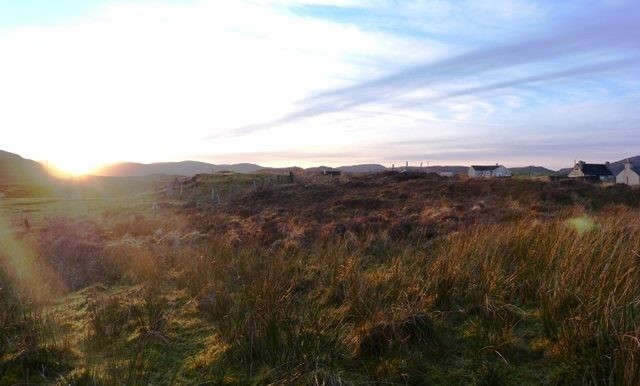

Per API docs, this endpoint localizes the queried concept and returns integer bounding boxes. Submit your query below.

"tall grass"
[173,209,640,384]
[2,177,640,384]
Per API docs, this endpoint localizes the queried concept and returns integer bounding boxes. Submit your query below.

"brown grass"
[1,174,640,384]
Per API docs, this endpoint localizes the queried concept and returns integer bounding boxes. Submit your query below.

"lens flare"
[566,215,596,236]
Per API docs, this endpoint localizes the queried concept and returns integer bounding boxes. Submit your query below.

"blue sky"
[0,0,638,172]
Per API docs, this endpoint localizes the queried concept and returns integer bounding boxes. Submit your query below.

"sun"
[49,160,101,177]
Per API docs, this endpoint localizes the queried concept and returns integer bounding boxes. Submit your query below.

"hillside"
[95,161,263,177]
[97,162,390,177]
[417,165,467,174]
[510,165,556,175]
[0,150,57,196]
[0,150,53,184]
[338,164,386,173]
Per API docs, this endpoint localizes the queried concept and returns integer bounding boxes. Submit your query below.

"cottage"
[467,164,512,178]
[322,169,341,176]
[568,161,613,182]
[616,160,640,186]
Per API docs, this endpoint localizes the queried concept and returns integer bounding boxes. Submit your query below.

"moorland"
[1,171,640,385]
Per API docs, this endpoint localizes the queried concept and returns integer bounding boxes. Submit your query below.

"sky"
[0,0,639,173]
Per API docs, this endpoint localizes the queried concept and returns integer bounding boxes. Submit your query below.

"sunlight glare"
[49,159,101,177]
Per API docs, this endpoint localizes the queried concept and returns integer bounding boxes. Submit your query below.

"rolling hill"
[94,161,263,177]
[0,150,54,185]
[98,162,390,177]
[510,166,556,175]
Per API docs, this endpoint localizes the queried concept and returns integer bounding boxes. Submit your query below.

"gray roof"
[578,163,613,177]
[619,164,640,175]
[470,165,502,171]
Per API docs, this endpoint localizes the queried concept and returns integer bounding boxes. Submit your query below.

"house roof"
[470,165,501,171]
[579,163,613,176]
[620,164,640,176]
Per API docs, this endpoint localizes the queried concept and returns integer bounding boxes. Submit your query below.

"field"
[1,172,640,385]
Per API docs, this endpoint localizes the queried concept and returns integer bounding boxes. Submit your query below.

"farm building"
[616,160,640,186]
[467,164,512,178]
[568,161,613,182]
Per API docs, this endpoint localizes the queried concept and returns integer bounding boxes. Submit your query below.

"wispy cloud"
[218,1,640,137]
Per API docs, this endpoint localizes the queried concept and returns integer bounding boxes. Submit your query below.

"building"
[467,164,512,178]
[616,160,640,186]
[568,161,613,182]
[322,169,341,176]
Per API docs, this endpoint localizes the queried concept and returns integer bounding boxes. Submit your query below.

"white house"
[468,164,512,178]
[616,160,640,186]
[568,161,614,182]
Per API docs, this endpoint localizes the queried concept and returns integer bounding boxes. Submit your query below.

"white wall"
[468,166,511,178]
[616,168,640,186]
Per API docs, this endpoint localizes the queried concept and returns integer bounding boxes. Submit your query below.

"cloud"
[1,0,446,168]
[219,1,640,137]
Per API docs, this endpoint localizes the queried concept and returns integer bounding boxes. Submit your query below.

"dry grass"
[1,173,640,384]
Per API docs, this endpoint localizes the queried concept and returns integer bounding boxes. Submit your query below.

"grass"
[1,173,639,384]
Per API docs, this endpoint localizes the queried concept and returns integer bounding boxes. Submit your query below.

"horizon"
[2,1,639,173]
[5,147,637,175]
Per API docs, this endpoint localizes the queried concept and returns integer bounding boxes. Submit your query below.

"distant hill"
[95,161,263,177]
[390,165,467,174]
[337,164,386,173]
[257,166,304,174]
[301,164,386,173]
[423,165,468,174]
[510,166,556,176]
[304,166,337,173]
[0,150,54,185]
[96,161,476,177]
